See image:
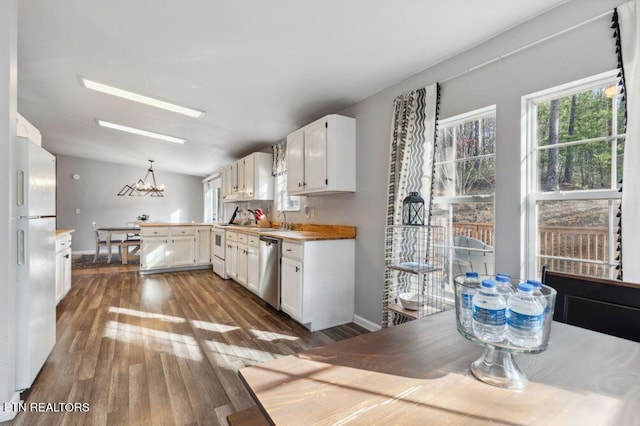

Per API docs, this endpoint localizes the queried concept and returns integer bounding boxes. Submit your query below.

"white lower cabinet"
[195,227,212,264]
[280,239,355,331]
[55,233,72,304]
[140,226,212,272]
[237,241,248,287]
[225,231,238,279]
[171,235,196,267]
[247,235,260,294]
[281,256,303,320]
[141,236,170,270]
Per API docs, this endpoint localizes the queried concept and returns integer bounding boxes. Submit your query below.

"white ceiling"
[17,0,568,177]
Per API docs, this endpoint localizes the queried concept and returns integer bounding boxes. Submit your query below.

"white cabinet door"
[286,128,305,194]
[230,163,238,193]
[247,244,259,294]
[171,236,195,267]
[237,242,248,286]
[142,237,170,270]
[55,250,64,304]
[195,227,211,264]
[62,247,71,298]
[226,241,238,279]
[304,119,328,192]
[237,159,245,194]
[281,256,303,321]
[243,154,255,199]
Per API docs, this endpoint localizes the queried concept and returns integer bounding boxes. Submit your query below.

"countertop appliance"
[212,227,228,279]
[15,136,57,391]
[259,236,281,309]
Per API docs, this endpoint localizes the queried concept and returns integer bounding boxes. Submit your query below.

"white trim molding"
[353,315,382,332]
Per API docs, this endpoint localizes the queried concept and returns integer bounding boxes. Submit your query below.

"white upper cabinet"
[223,152,273,202]
[286,114,356,196]
[286,128,305,194]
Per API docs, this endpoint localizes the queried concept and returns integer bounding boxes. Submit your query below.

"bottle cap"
[496,275,510,283]
[497,272,511,278]
[526,279,542,288]
[481,279,496,288]
[465,272,479,278]
[517,283,534,292]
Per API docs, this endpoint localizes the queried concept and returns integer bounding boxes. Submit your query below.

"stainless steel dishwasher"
[258,236,281,309]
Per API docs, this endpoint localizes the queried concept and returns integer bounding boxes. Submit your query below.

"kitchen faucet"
[278,211,290,230]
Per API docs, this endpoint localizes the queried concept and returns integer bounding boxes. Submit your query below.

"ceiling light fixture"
[96,119,185,144]
[118,160,165,197]
[80,77,205,118]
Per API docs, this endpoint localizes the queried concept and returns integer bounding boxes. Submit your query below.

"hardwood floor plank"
[12,268,368,425]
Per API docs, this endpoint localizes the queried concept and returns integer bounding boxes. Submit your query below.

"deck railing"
[451,222,612,277]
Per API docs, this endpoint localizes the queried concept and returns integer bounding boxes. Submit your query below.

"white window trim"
[522,69,622,279]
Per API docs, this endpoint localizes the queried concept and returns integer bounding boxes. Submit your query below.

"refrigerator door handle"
[17,169,25,207]
[17,229,25,266]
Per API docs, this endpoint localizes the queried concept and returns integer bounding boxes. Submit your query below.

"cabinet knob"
[295,266,300,272]
[298,182,302,187]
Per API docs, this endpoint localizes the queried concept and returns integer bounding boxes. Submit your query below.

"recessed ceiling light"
[96,120,186,144]
[80,77,205,118]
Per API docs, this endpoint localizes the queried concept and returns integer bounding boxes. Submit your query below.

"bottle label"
[473,306,506,326]
[462,293,473,309]
[507,311,543,330]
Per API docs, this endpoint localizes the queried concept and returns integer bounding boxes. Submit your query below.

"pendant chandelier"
[117,160,165,197]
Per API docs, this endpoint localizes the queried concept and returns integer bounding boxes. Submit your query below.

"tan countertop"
[220,224,356,242]
[139,222,213,227]
[56,229,75,237]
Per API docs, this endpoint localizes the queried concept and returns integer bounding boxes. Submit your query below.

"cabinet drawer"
[141,227,169,237]
[226,231,237,242]
[55,235,71,252]
[282,241,303,260]
[237,233,248,243]
[248,235,260,248]
[171,227,195,236]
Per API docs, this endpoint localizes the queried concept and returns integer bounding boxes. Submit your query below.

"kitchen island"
[139,223,213,273]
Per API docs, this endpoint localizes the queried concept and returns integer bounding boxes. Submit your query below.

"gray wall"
[57,155,204,252]
[272,0,624,326]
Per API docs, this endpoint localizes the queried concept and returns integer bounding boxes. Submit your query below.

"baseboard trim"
[353,314,382,332]
[0,391,21,422]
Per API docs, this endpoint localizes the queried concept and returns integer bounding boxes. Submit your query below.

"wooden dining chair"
[93,229,109,262]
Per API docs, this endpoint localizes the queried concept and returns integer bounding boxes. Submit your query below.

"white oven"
[212,227,228,279]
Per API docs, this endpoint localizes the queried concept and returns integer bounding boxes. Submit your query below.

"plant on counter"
[137,214,149,222]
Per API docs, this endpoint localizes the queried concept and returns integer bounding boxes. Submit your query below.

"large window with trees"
[525,71,625,279]
[432,106,496,289]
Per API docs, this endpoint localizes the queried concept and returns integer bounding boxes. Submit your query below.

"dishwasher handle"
[259,236,280,245]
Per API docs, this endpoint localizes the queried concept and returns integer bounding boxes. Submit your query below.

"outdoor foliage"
[536,86,626,191]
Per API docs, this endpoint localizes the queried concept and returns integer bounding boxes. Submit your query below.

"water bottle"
[460,272,480,333]
[472,279,507,342]
[495,274,514,299]
[526,279,548,313]
[507,283,544,348]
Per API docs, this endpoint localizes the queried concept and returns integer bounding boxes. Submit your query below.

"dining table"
[239,309,640,425]
[97,227,140,264]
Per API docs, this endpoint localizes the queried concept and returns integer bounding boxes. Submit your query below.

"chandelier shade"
[117,160,165,197]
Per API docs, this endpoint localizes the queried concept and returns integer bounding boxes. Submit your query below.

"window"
[203,175,222,223]
[524,71,625,279]
[276,171,300,212]
[432,106,496,288]
[273,140,300,212]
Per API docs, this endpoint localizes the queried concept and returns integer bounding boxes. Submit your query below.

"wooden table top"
[239,310,640,425]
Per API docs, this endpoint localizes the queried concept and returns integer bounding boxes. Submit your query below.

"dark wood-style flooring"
[10,267,367,425]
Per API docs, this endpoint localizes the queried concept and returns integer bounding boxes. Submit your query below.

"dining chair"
[125,221,141,241]
[93,228,109,262]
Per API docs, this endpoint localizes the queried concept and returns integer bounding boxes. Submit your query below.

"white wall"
[56,155,204,252]
[1,0,19,420]
[274,0,624,326]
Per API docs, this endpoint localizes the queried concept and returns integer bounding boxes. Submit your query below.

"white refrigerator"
[14,136,57,391]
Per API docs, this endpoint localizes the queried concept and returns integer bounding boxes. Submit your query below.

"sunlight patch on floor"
[104,320,203,361]
[108,306,186,323]
[249,329,299,342]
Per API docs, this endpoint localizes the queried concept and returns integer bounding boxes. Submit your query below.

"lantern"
[402,192,425,226]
